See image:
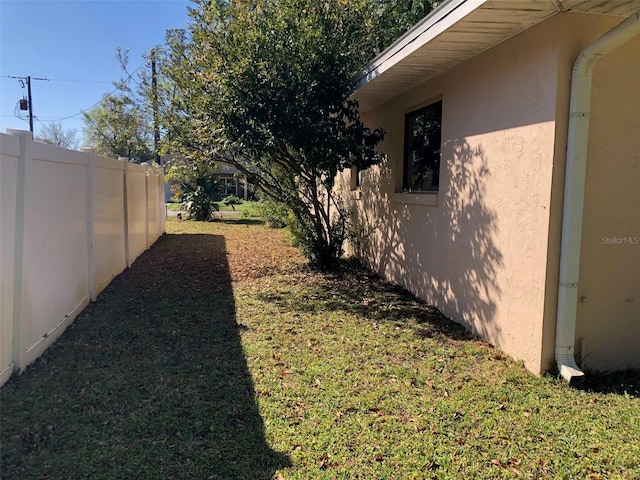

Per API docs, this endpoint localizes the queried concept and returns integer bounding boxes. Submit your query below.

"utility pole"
[26,76,34,133]
[150,49,161,167]
[10,75,49,135]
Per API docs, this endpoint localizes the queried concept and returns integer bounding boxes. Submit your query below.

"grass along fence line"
[1,219,639,479]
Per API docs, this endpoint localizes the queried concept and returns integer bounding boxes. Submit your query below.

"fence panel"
[126,163,148,265]
[92,154,127,298]
[0,134,20,385]
[146,170,160,246]
[22,141,90,366]
[158,173,166,237]
[1,130,165,386]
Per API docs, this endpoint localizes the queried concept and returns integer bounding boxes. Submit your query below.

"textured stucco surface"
[347,16,563,374]
[540,12,625,375]
[347,12,636,374]
[575,33,640,371]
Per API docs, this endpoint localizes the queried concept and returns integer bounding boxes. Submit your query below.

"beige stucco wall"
[347,12,630,374]
[540,13,627,373]
[573,32,640,372]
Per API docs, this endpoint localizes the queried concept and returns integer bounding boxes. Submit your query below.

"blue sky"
[0,0,191,143]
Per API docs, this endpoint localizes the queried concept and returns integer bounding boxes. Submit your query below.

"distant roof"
[215,164,242,175]
[354,0,640,112]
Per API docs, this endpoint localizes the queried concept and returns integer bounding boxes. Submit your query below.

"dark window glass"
[403,100,442,192]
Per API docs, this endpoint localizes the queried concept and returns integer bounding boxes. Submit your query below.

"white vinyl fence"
[0,129,165,386]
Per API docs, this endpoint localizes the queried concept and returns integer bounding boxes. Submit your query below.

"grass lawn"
[167,200,260,213]
[1,219,638,479]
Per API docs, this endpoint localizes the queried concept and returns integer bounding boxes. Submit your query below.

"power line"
[1,75,112,84]
[3,64,146,124]
[39,78,113,84]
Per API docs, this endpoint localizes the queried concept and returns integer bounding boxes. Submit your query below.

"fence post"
[141,163,150,249]
[159,168,166,234]
[119,157,131,268]
[7,129,32,373]
[82,148,96,302]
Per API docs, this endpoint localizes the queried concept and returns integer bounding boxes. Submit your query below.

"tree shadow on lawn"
[216,218,265,226]
[0,234,290,479]
[262,261,640,396]
[258,258,476,343]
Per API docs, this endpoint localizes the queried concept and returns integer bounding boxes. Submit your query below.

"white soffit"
[354,0,640,112]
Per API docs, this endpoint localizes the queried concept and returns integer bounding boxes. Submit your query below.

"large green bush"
[257,200,291,229]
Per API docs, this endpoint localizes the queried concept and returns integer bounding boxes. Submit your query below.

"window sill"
[391,192,438,206]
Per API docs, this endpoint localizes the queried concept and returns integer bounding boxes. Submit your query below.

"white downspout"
[555,10,640,384]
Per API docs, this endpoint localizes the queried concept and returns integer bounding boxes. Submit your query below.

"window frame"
[351,165,362,190]
[220,176,236,196]
[402,99,443,193]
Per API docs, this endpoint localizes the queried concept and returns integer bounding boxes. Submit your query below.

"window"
[351,165,362,190]
[403,100,442,192]
[221,176,236,196]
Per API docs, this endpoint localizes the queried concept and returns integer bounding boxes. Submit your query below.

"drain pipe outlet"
[555,10,640,384]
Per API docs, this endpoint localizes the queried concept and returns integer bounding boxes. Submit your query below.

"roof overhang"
[354,0,640,112]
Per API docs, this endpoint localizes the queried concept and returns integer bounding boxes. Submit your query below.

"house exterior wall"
[217,174,247,200]
[541,12,623,379]
[347,16,564,374]
[347,12,630,374]
[574,32,640,372]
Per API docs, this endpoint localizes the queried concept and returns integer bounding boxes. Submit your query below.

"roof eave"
[353,0,484,91]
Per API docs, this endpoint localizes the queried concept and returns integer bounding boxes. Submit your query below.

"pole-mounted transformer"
[10,75,49,134]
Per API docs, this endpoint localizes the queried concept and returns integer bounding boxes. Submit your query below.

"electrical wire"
[2,64,146,123]
[0,75,110,84]
[13,101,29,124]
[37,78,113,84]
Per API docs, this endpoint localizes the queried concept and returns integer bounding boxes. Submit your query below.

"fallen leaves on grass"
[2,219,639,480]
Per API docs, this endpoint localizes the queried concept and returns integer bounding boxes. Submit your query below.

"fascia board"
[354,0,487,91]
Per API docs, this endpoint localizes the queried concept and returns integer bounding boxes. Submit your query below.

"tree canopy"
[372,0,442,53]
[82,93,153,163]
[163,0,393,268]
[81,46,178,164]
[89,0,442,267]
[35,121,79,150]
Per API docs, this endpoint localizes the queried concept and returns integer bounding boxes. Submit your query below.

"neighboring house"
[342,0,640,382]
[216,164,250,201]
[162,155,250,202]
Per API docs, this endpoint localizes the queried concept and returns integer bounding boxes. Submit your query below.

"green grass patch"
[166,202,184,211]
[2,219,639,479]
[217,200,259,213]
[167,200,260,213]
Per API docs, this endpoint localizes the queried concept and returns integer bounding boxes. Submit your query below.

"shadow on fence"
[0,233,290,479]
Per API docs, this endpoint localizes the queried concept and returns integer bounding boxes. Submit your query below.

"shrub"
[181,177,221,221]
[222,195,242,211]
[257,200,291,228]
[185,187,220,221]
[241,203,262,220]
